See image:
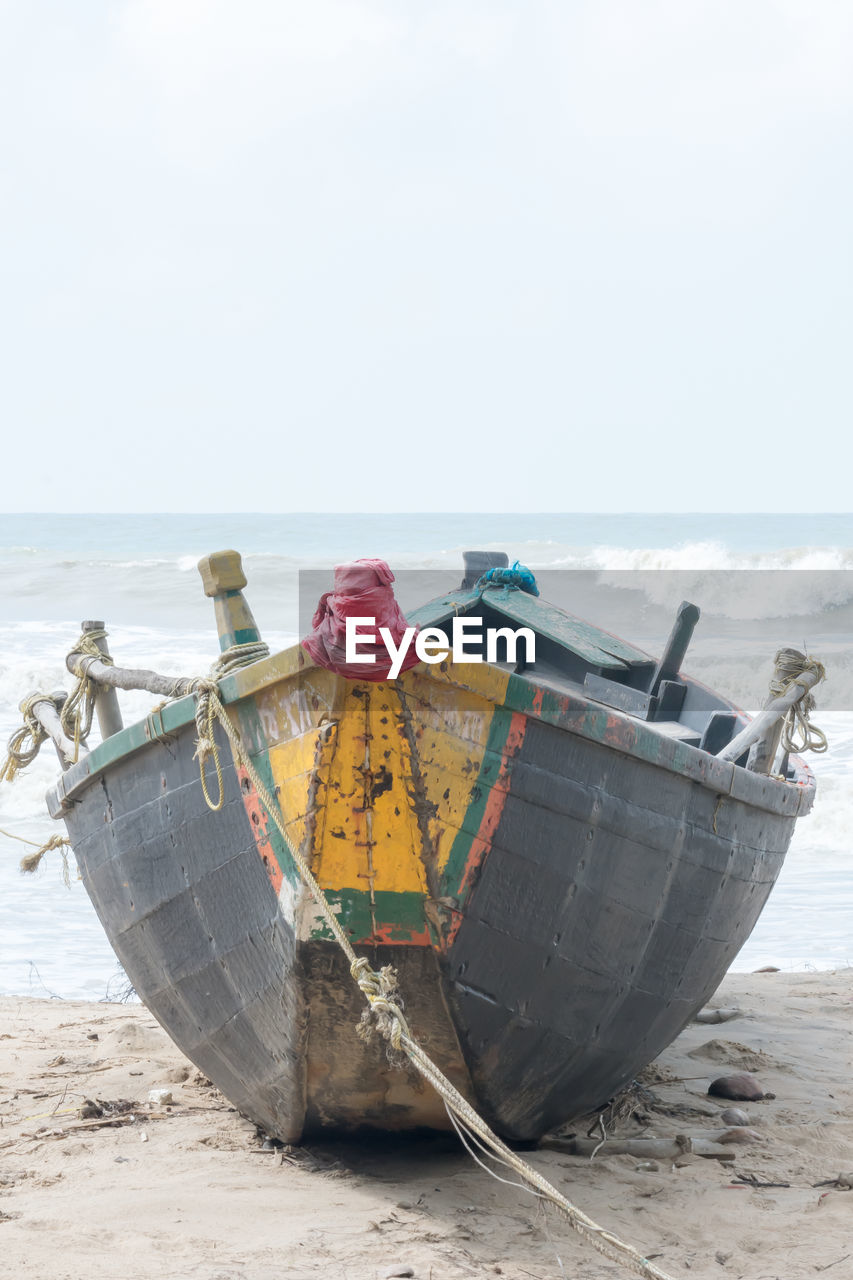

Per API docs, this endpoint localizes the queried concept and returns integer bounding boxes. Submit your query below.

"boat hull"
[51,652,810,1141]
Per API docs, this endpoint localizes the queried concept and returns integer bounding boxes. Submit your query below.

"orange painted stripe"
[445,710,528,947]
[237,763,284,895]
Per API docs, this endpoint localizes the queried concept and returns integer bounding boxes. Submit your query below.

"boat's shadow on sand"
[275,1127,579,1273]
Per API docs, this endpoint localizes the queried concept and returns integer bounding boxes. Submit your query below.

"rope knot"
[193,736,215,764]
[17,833,74,885]
[769,648,828,756]
[352,961,410,1055]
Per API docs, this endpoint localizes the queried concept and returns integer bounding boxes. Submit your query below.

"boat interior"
[407,550,756,766]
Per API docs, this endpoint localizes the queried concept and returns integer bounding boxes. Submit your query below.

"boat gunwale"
[46,641,815,822]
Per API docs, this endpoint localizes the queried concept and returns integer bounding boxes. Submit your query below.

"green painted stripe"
[232,707,302,891]
[231,626,261,646]
[438,703,518,901]
[310,887,428,943]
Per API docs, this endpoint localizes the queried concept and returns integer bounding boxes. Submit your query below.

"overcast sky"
[1,1,851,513]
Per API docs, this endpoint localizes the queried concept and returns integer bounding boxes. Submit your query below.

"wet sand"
[2,969,852,1280]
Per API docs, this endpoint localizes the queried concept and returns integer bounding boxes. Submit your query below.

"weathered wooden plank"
[583,673,656,717]
[485,589,654,670]
[405,589,482,630]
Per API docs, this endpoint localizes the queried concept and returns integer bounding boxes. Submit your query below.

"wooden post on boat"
[197,550,264,654]
[746,711,787,776]
[650,601,700,696]
[461,550,509,590]
[65,649,193,700]
[716,659,824,768]
[82,622,124,739]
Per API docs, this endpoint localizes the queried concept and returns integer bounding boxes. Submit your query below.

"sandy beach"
[2,970,852,1280]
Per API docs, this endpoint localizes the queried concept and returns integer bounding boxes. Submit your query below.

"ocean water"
[1,513,850,999]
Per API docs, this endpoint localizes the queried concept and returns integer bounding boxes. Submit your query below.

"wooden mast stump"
[81,622,124,739]
[197,549,263,654]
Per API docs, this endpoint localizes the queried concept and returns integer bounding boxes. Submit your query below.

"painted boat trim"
[47,641,815,821]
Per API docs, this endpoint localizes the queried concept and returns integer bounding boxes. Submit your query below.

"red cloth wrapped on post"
[301,559,420,682]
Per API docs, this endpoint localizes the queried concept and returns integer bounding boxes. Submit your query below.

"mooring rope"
[4,634,267,864]
[192,678,678,1280]
[214,640,270,675]
[0,825,73,881]
[61,628,114,756]
[1,693,57,782]
[1,629,113,783]
[769,648,828,756]
[189,642,269,810]
[1,689,76,876]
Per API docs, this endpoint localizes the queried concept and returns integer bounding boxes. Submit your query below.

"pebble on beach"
[695,1007,741,1025]
[717,1127,763,1145]
[708,1073,765,1101]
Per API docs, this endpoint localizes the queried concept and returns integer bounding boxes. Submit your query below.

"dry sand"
[1,970,852,1280]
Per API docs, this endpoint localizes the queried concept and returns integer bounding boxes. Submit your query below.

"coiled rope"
[61,628,113,755]
[1,629,114,783]
[189,641,270,811]
[769,648,828,756]
[1,632,113,869]
[1,693,61,782]
[192,678,678,1280]
[214,640,270,675]
[4,633,269,865]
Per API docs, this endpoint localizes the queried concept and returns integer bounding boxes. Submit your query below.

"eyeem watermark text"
[346,617,535,679]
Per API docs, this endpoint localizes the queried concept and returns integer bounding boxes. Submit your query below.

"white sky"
[1,1,851,513]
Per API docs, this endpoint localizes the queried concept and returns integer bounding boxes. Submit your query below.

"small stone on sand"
[718,1127,763,1145]
[384,1267,415,1278]
[160,1066,191,1084]
[695,1007,741,1024]
[708,1073,765,1101]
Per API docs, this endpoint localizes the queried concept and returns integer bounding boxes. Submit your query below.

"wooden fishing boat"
[41,551,816,1143]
